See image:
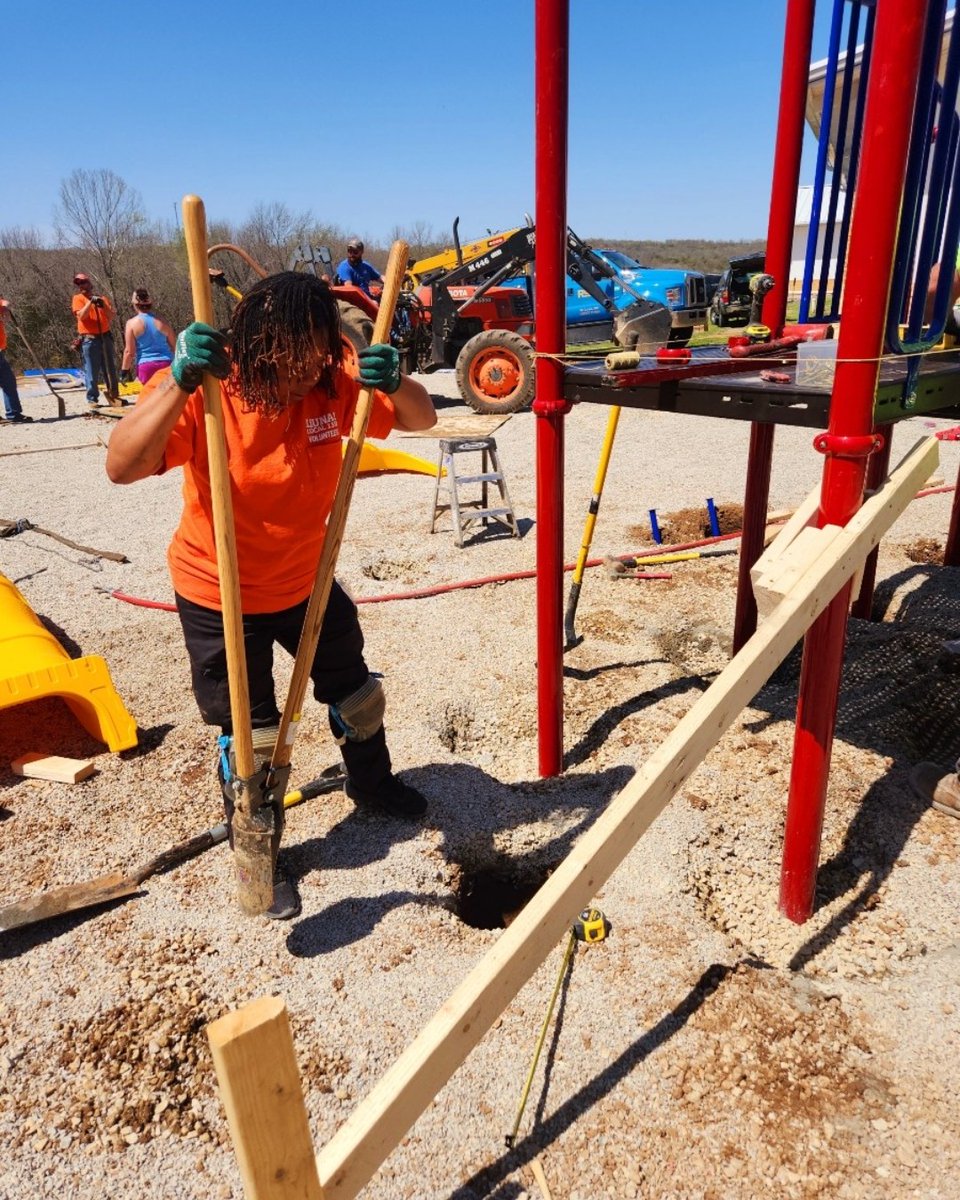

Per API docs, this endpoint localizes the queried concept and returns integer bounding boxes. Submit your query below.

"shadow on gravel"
[286,761,633,955]
[786,769,930,973]
[563,672,708,769]
[286,890,450,957]
[735,562,960,960]
[448,961,736,1200]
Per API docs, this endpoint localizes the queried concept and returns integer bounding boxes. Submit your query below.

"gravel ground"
[0,369,959,1200]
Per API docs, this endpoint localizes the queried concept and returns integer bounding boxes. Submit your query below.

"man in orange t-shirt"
[0,297,31,422]
[106,271,436,918]
[71,272,120,407]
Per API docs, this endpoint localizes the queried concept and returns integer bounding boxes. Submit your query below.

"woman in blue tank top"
[121,288,176,385]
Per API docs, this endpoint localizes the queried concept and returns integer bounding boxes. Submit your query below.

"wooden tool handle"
[181,195,255,781]
[272,240,409,768]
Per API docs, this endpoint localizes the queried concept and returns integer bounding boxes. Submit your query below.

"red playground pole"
[780,0,928,923]
[534,0,570,777]
[733,0,816,654]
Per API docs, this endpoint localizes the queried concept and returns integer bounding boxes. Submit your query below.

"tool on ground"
[505,907,611,1149]
[563,406,620,650]
[0,515,127,562]
[267,241,409,783]
[183,194,272,915]
[3,306,67,419]
[604,552,700,579]
[0,768,345,932]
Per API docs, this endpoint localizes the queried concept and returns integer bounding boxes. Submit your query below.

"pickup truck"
[567,249,708,346]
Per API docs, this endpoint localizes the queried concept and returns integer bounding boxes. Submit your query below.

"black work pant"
[175,581,391,791]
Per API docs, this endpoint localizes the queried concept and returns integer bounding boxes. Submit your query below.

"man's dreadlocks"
[229,271,344,415]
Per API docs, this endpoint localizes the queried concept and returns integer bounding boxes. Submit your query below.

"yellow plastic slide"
[0,573,137,752]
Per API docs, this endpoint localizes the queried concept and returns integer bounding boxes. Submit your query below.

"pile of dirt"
[628,501,745,545]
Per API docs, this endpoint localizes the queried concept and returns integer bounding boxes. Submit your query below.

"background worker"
[105,271,436,919]
[336,238,382,297]
[72,273,120,408]
[121,287,175,385]
[0,296,31,423]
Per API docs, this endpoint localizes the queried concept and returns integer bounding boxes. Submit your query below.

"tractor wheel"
[667,325,693,348]
[455,330,536,415]
[338,301,374,375]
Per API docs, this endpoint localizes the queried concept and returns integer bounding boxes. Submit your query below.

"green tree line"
[0,169,762,371]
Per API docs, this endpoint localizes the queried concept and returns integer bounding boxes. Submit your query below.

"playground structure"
[199,2,960,1197]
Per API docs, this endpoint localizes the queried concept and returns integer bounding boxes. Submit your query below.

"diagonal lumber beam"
[313,438,937,1199]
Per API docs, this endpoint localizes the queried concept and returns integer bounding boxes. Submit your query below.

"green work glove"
[171,322,231,391]
[357,343,401,394]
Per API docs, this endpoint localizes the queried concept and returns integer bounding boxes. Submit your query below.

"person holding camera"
[72,273,121,408]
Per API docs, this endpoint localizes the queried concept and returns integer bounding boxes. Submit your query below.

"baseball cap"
[73,273,91,285]
[346,238,363,250]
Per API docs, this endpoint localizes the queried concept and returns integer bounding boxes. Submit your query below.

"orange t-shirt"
[148,369,396,613]
[72,292,114,335]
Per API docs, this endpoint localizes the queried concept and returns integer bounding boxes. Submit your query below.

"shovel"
[0,768,344,933]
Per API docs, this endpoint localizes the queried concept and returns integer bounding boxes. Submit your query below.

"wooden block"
[751,487,821,584]
[753,524,842,619]
[12,754,96,784]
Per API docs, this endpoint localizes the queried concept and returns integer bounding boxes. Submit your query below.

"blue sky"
[4,2,834,244]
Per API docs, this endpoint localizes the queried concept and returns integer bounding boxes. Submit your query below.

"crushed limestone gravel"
[0,370,958,1199]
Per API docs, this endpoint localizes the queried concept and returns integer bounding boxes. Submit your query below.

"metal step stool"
[430,436,519,547]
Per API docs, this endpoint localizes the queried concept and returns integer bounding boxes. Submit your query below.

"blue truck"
[544,247,708,347]
[501,243,706,347]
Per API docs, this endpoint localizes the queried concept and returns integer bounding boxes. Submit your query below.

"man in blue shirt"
[337,238,383,297]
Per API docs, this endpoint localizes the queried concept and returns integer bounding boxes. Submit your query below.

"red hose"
[105,484,954,613]
[108,560,674,613]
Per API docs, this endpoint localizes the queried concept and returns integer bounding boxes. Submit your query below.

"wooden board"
[12,753,96,783]
[313,436,939,1200]
[398,414,510,440]
[207,997,325,1200]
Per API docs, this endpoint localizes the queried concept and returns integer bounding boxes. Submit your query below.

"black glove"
[91,296,105,308]
[119,368,134,385]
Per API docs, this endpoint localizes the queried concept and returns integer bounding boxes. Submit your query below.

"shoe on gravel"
[909,762,960,818]
[264,868,301,920]
[7,413,33,423]
[345,775,427,819]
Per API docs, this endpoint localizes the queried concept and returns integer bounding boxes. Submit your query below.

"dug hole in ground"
[0,369,958,1200]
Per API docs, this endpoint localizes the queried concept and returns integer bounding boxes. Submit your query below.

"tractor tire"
[455,330,536,416]
[338,301,374,375]
[667,325,694,348]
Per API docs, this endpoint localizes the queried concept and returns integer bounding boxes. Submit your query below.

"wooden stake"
[314,437,938,1200]
[207,996,325,1200]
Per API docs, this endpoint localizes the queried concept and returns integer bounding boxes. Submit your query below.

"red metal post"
[850,422,893,619]
[733,0,817,653]
[780,0,929,923]
[534,0,570,777]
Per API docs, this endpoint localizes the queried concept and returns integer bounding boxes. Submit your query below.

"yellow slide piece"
[348,439,440,477]
[0,573,138,752]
